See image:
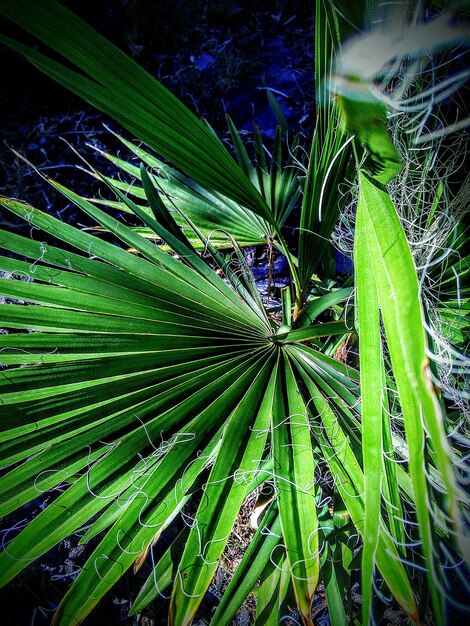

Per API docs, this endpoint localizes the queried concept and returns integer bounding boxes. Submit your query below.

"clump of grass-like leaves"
[0,1,468,625]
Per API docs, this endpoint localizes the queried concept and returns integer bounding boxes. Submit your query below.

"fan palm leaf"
[0,193,355,625]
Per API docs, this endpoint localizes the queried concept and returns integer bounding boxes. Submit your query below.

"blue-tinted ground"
[0,0,315,209]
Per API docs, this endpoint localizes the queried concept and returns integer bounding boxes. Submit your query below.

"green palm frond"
[0,1,469,625]
[0,193,353,626]
[81,119,303,251]
[83,129,273,250]
[0,188,422,625]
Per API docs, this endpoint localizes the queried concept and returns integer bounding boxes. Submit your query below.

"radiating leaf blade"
[271,357,320,625]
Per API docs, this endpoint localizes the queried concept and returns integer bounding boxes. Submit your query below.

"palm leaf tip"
[332,77,402,184]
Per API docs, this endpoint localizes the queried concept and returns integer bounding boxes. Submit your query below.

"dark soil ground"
[0,0,315,212]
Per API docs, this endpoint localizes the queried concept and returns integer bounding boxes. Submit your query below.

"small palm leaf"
[85,132,273,249]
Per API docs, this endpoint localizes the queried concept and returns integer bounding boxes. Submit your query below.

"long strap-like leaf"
[354,195,383,625]
[357,171,464,625]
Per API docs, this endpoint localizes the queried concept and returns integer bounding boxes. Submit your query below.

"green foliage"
[0,1,468,625]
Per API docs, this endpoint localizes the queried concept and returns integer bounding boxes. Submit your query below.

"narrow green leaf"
[295,370,418,622]
[275,321,350,343]
[211,505,282,625]
[296,288,353,328]
[354,200,383,625]
[358,171,462,624]
[129,528,189,615]
[380,363,406,554]
[272,357,320,625]
[169,358,277,626]
[281,286,292,327]
[267,91,289,134]
[226,115,254,178]
[139,163,196,249]
[254,548,284,626]
[321,543,348,626]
